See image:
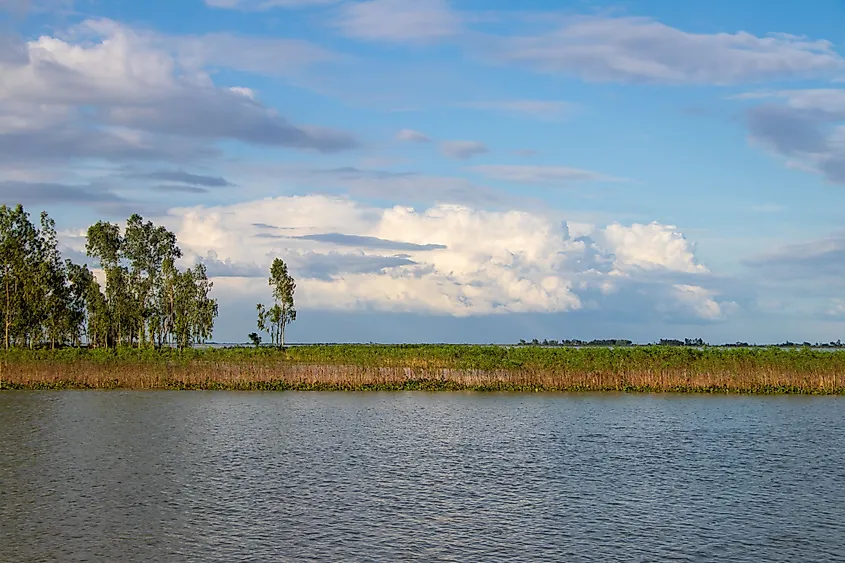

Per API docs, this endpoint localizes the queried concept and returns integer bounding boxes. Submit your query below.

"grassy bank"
[1,345,844,394]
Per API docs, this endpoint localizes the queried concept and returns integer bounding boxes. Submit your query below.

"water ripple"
[1,392,844,562]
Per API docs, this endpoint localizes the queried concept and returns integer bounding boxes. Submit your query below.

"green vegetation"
[255,257,297,348]
[0,204,217,350]
[2,345,843,394]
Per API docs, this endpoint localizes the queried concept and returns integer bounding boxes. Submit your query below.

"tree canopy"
[0,204,217,349]
[256,257,296,348]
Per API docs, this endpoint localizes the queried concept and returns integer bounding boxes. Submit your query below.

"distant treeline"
[517,338,845,348]
[0,204,217,350]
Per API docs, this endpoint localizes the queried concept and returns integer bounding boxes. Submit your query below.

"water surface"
[1,392,844,562]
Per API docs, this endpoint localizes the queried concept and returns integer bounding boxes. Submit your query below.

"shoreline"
[3,380,843,395]
[2,345,844,394]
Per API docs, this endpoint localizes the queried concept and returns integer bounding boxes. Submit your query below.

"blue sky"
[2,0,845,344]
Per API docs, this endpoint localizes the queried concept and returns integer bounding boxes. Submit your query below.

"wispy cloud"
[471,165,622,185]
[489,16,844,84]
[738,89,845,184]
[141,170,235,187]
[335,0,461,43]
[295,232,447,251]
[440,140,488,160]
[460,100,577,120]
[396,129,432,143]
[204,0,336,10]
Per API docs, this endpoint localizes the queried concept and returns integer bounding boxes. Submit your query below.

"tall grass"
[1,345,843,394]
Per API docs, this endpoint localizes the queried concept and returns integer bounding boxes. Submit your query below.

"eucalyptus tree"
[37,211,69,348]
[191,263,217,345]
[85,220,132,345]
[0,205,92,348]
[0,203,219,350]
[256,258,296,348]
[0,205,43,348]
[171,263,217,350]
[64,261,94,347]
[123,214,182,347]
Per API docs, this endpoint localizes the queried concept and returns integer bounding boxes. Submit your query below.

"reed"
[1,345,843,394]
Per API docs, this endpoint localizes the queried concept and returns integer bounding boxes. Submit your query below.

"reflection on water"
[1,391,844,562]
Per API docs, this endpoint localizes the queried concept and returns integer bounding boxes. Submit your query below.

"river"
[1,391,843,562]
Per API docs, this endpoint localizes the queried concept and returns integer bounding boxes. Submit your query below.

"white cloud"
[471,164,620,185]
[494,16,843,84]
[440,140,488,160]
[602,222,707,274]
[395,128,431,142]
[669,284,735,321]
[336,0,461,43]
[168,195,730,320]
[0,19,356,162]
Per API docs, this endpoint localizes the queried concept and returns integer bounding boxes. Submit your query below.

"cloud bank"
[150,195,736,321]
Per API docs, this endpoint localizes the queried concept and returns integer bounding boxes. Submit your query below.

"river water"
[1,392,843,562]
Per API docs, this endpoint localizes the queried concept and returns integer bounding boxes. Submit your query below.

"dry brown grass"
[3,358,843,393]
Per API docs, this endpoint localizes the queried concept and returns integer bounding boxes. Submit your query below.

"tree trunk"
[4,275,9,350]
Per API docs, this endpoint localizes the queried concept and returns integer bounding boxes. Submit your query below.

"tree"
[248,332,262,347]
[85,220,133,346]
[37,212,69,348]
[0,204,217,350]
[123,214,181,347]
[0,205,40,348]
[171,264,217,350]
[65,261,94,347]
[256,258,296,348]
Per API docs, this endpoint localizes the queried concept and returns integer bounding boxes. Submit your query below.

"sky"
[2,0,845,344]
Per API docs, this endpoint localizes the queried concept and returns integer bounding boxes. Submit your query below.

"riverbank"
[2,345,844,394]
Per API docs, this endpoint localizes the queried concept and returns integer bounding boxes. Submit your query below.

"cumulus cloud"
[492,16,843,84]
[396,129,431,142]
[440,140,488,160]
[666,285,734,321]
[471,165,619,185]
[335,0,461,43]
[0,18,357,168]
[603,222,707,274]
[166,195,732,321]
